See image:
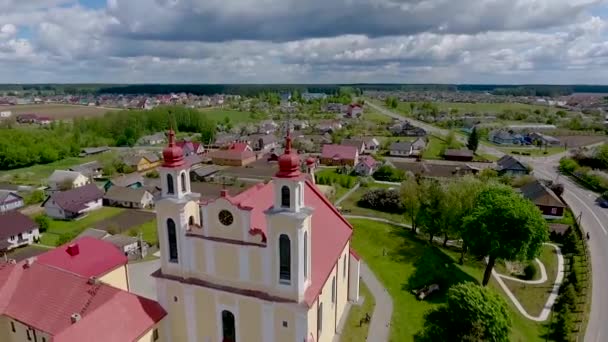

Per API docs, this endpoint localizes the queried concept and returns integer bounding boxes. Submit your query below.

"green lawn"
[349,218,545,342]
[126,219,158,246]
[421,135,464,160]
[394,101,574,116]
[40,207,124,246]
[363,107,393,124]
[199,108,262,124]
[495,145,567,157]
[340,280,376,342]
[339,184,407,223]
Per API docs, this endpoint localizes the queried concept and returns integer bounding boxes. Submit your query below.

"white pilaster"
[262,303,275,342]
[239,248,250,281]
[184,286,197,342]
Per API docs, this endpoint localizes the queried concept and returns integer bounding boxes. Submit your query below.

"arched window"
[343,255,347,278]
[317,303,323,335]
[221,310,236,342]
[281,186,290,208]
[331,276,336,303]
[188,216,195,226]
[303,231,308,278]
[279,234,291,283]
[166,174,174,194]
[181,172,187,192]
[167,219,178,263]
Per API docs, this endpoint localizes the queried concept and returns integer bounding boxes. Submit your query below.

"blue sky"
[1,0,608,83]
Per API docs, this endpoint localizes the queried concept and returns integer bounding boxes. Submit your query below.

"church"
[153,129,360,342]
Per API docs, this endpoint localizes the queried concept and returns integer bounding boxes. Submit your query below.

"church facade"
[153,130,360,342]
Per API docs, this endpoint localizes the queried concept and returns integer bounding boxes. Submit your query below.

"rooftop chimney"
[66,243,79,256]
[22,257,36,269]
[87,276,99,285]
[220,189,228,197]
[70,313,82,324]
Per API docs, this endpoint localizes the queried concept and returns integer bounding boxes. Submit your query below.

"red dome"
[162,129,185,168]
[276,136,301,178]
[306,157,316,166]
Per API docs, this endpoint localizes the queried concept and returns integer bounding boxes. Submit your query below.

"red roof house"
[320,144,360,166]
[229,142,253,153]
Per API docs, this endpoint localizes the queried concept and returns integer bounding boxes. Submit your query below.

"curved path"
[495,259,548,285]
[360,262,393,342]
[491,243,564,322]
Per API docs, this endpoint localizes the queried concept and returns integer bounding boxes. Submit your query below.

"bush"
[357,188,403,213]
[559,158,580,174]
[146,170,160,178]
[24,190,45,205]
[552,306,574,342]
[373,165,406,182]
[34,215,50,233]
[523,263,538,280]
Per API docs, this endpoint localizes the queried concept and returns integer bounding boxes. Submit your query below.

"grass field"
[199,108,262,124]
[496,145,566,157]
[394,101,572,116]
[340,280,376,342]
[39,207,124,246]
[126,219,158,246]
[3,104,112,119]
[363,107,393,124]
[349,218,545,342]
[421,135,464,160]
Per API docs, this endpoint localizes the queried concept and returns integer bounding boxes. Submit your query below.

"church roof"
[226,179,353,306]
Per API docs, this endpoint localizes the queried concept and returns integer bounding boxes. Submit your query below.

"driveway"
[128,258,160,300]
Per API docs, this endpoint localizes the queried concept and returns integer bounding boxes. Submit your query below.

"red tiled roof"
[37,237,127,278]
[229,142,251,153]
[0,211,38,240]
[225,179,353,306]
[0,261,165,341]
[359,155,377,168]
[321,144,358,161]
[210,149,255,161]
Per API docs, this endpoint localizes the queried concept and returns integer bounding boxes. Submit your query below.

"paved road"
[360,262,393,342]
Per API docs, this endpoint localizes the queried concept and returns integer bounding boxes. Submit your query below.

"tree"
[467,127,480,152]
[400,176,422,233]
[24,190,45,205]
[443,176,486,247]
[415,282,511,342]
[418,180,447,243]
[462,184,548,286]
[34,215,50,232]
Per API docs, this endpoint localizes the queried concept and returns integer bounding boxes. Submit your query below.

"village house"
[355,155,380,176]
[47,170,89,193]
[43,184,104,220]
[79,146,110,157]
[104,173,145,192]
[0,190,24,213]
[321,144,360,166]
[176,140,204,156]
[496,155,529,176]
[121,153,161,172]
[137,132,166,146]
[443,149,475,162]
[0,211,40,251]
[103,186,154,209]
[210,149,257,166]
[345,104,363,118]
[389,142,414,157]
[316,120,343,134]
[528,132,561,146]
[392,161,480,179]
[364,138,380,153]
[102,234,141,256]
[69,161,104,179]
[341,139,366,154]
[212,133,240,148]
[490,130,518,145]
[391,121,427,137]
[245,134,278,151]
[153,130,360,342]
[519,180,566,219]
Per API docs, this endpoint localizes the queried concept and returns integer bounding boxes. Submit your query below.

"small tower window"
[281,186,290,208]
[222,310,236,342]
[279,234,291,284]
[181,172,187,192]
[166,174,174,194]
[167,219,178,263]
[343,255,347,278]
[318,302,323,335]
[304,231,308,278]
[331,276,336,303]
[188,215,195,226]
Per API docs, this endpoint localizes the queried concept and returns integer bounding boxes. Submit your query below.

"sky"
[1,0,608,84]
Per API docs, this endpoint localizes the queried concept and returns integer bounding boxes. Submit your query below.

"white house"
[0,111,11,118]
[389,142,414,157]
[0,211,40,251]
[103,186,154,209]
[0,190,24,213]
[355,156,380,176]
[43,184,103,220]
[47,170,89,193]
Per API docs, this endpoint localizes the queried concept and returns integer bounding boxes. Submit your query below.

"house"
[0,110,11,118]
[16,113,38,123]
[390,142,414,157]
[0,237,167,341]
[154,131,360,342]
[137,132,166,145]
[210,149,257,166]
[121,153,161,172]
[443,149,475,161]
[496,155,529,176]
[341,139,366,154]
[213,133,239,147]
[364,138,380,152]
[103,186,154,209]
[520,180,566,219]
[392,161,480,179]
[0,190,24,213]
[490,130,517,145]
[411,137,427,151]
[69,161,104,179]
[529,132,561,146]
[47,170,89,193]
[345,104,363,118]
[43,184,104,220]
[104,173,145,192]
[397,122,427,137]
[0,211,40,251]
[103,234,141,256]
[355,155,380,176]
[228,141,253,153]
[247,134,278,151]
[316,120,343,133]
[191,165,223,181]
[176,140,204,156]
[321,144,360,166]
[79,146,110,157]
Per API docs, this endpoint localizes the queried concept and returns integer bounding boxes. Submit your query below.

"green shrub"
[24,190,45,205]
[357,188,403,213]
[34,215,50,233]
[523,263,538,280]
[559,158,580,174]
[373,165,406,182]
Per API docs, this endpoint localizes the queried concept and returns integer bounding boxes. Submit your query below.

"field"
[39,207,124,246]
[339,183,407,222]
[395,101,573,116]
[349,218,544,342]
[3,104,112,119]
[92,210,155,234]
[558,135,607,148]
[339,280,376,342]
[127,219,159,246]
[199,108,262,124]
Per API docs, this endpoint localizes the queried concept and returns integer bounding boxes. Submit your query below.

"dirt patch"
[3,104,113,119]
[92,210,155,234]
[558,135,607,148]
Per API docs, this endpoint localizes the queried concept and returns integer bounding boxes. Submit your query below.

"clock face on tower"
[218,210,234,226]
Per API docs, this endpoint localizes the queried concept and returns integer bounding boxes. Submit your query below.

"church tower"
[265,134,313,302]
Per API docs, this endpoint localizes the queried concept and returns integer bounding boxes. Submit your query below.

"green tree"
[34,215,50,232]
[418,179,447,243]
[462,184,548,286]
[443,176,486,246]
[415,282,512,342]
[400,176,422,233]
[467,127,480,152]
[24,190,45,205]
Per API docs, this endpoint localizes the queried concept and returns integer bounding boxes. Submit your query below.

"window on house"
[551,207,557,215]
[303,231,308,278]
[281,186,290,208]
[317,303,323,335]
[181,172,187,192]
[279,234,291,284]
[343,256,347,278]
[166,174,174,194]
[188,215,195,226]
[10,321,15,332]
[332,276,336,303]
[153,329,159,341]
[167,219,178,263]
[222,310,236,342]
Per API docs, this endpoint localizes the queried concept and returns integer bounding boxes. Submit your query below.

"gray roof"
[493,131,514,140]
[121,153,160,166]
[104,186,151,203]
[48,170,85,184]
[103,234,139,248]
[81,146,110,155]
[520,180,566,208]
[443,149,474,157]
[390,142,413,151]
[0,190,22,203]
[77,228,109,240]
[497,155,528,171]
[138,132,166,143]
[109,173,144,187]
[341,139,365,149]
[193,165,223,177]
[69,161,103,174]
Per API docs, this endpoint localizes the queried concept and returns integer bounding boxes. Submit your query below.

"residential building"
[121,153,161,172]
[0,190,24,213]
[247,134,278,151]
[529,132,561,146]
[389,142,413,157]
[69,161,104,179]
[47,170,89,193]
[320,144,360,166]
[355,156,380,176]
[496,155,529,176]
[42,184,104,220]
[0,211,40,251]
[520,180,566,219]
[154,130,360,342]
[411,137,427,151]
[443,149,475,162]
[79,146,110,157]
[490,130,517,145]
[176,140,204,156]
[392,161,480,179]
[137,132,166,145]
[364,138,380,153]
[103,186,154,209]
[210,149,257,166]
[341,139,366,154]
[104,173,145,192]
[345,104,363,118]
[102,234,141,256]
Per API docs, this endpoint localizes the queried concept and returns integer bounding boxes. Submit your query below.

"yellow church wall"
[336,243,350,330]
[274,305,296,342]
[239,298,264,342]
[307,299,318,342]
[0,316,51,342]
[311,258,341,342]
[165,282,188,342]
[194,287,218,341]
[100,265,129,291]
[193,239,207,275]
[214,244,240,280]
[249,247,263,284]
